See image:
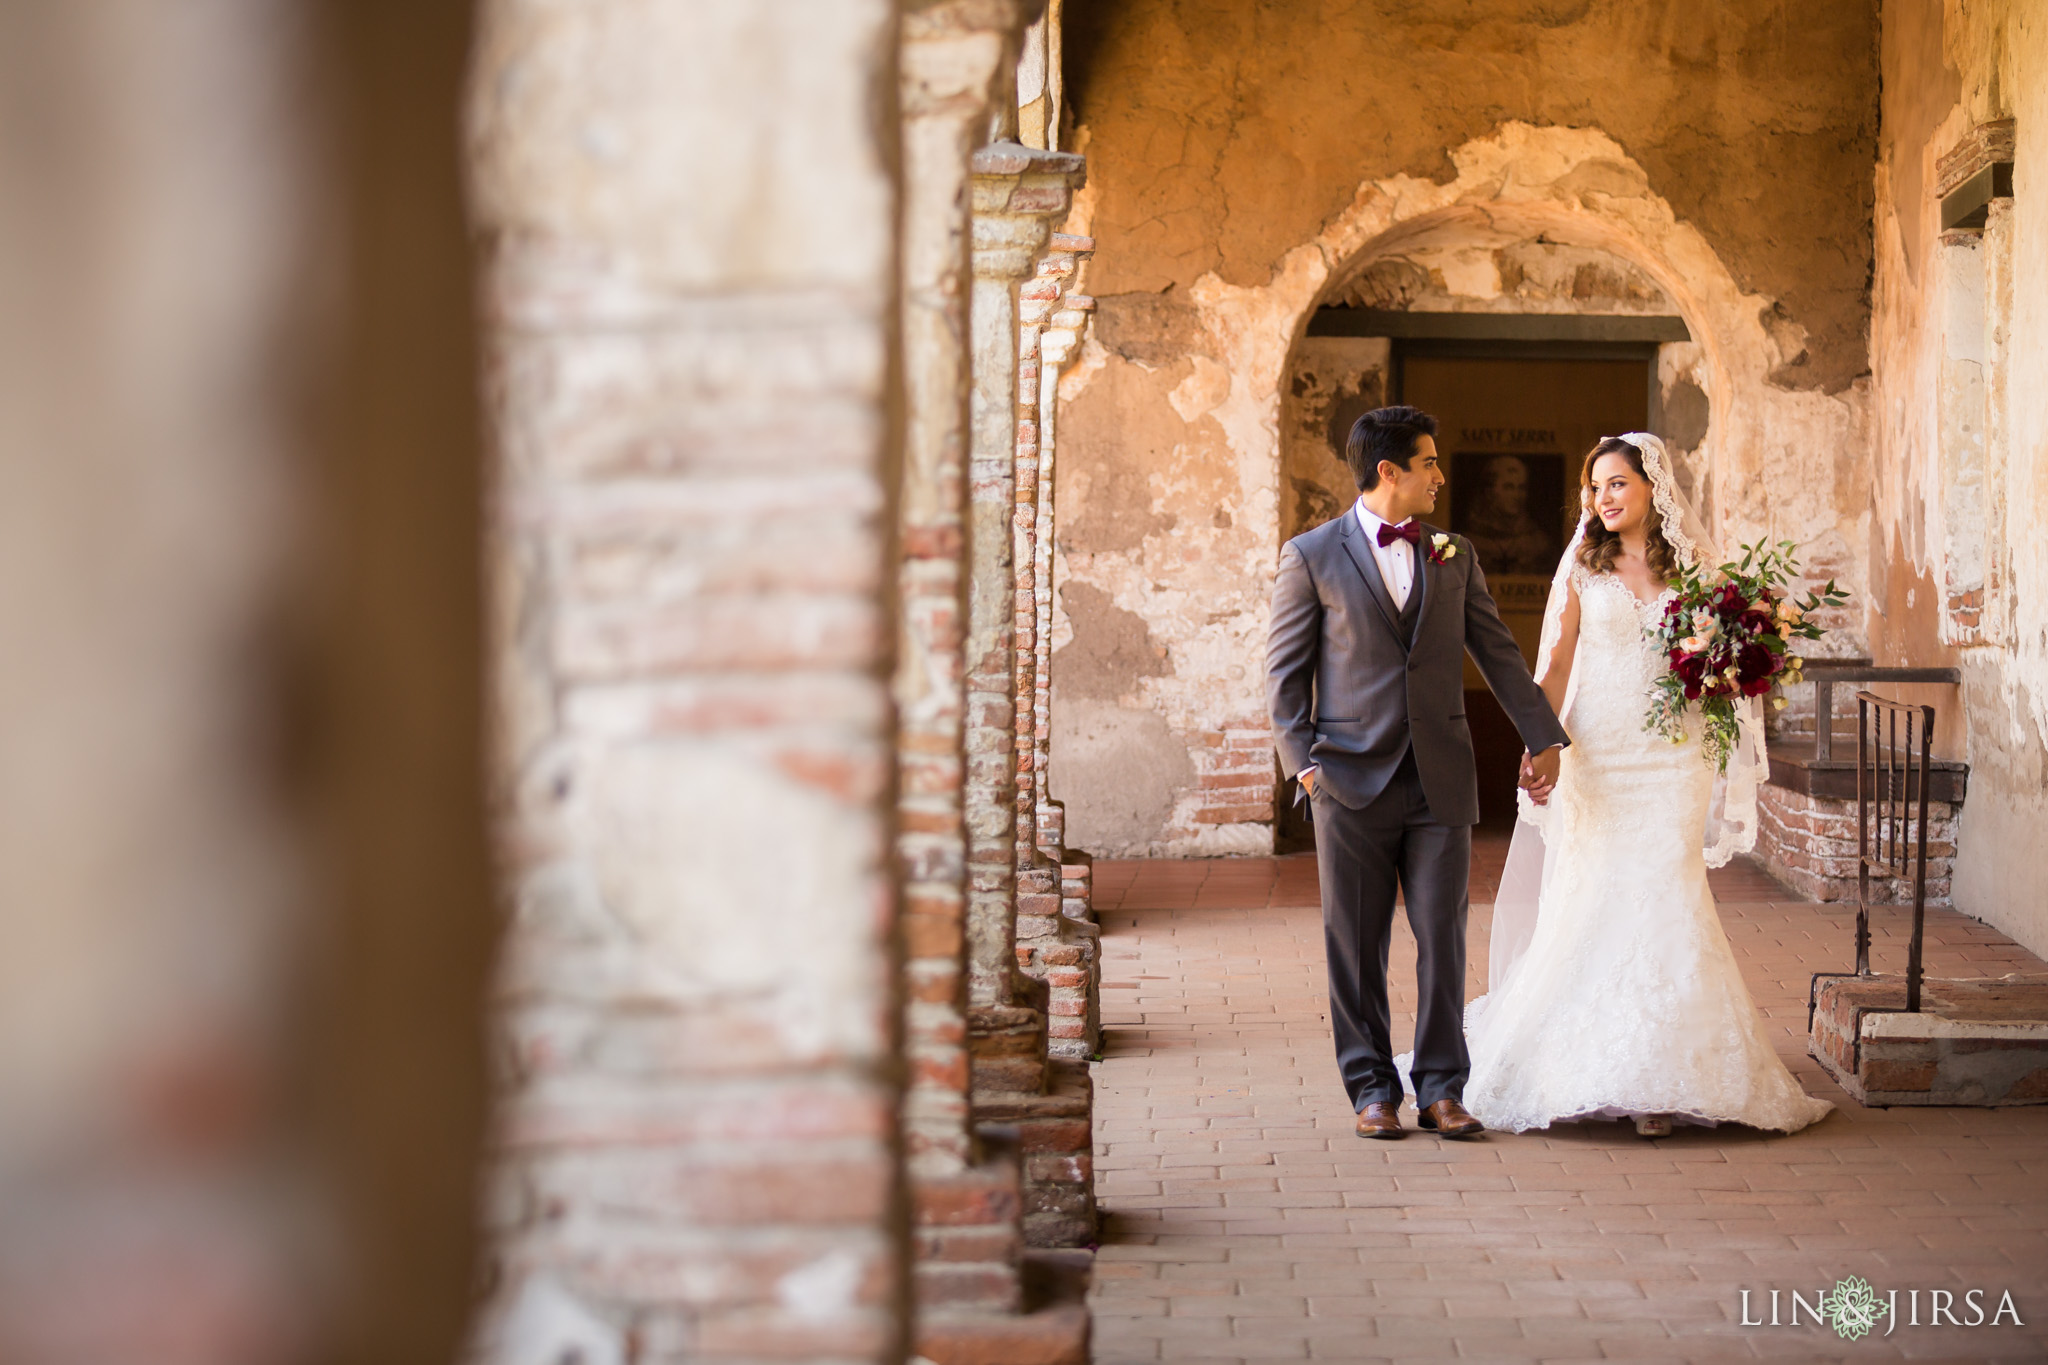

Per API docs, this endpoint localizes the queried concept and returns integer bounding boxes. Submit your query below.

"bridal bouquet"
[1645,540,1849,770]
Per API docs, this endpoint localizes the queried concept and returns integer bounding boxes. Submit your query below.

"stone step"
[1810,971,2048,1105]
[914,1249,1092,1365]
[975,1059,1095,1248]
[911,1134,1025,1315]
[969,1002,1048,1096]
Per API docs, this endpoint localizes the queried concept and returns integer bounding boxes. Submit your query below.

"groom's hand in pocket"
[1520,746,1560,805]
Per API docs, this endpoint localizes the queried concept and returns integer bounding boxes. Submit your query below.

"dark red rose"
[1717,583,1747,616]
[1736,642,1776,695]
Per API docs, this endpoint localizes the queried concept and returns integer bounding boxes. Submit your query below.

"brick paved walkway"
[1085,843,2048,1361]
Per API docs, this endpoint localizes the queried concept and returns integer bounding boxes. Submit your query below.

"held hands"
[1518,746,1561,805]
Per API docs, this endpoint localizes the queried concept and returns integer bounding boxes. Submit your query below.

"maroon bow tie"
[1376,519,1420,547]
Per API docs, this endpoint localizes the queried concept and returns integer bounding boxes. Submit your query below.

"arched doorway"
[1277,218,1711,842]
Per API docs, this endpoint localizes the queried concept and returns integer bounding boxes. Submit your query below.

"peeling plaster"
[1055,122,1872,855]
[1871,0,2048,957]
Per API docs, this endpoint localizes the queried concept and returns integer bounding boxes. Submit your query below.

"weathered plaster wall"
[1065,0,1880,394]
[1871,0,2048,958]
[1052,121,1873,855]
[1047,3,1882,856]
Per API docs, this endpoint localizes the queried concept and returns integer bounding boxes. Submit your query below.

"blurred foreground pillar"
[0,3,492,1363]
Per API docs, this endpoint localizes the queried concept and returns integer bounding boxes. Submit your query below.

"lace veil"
[1484,432,1768,998]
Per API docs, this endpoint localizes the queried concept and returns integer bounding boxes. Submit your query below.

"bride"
[1457,433,1833,1138]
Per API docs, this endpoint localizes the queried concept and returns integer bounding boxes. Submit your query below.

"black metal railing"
[1806,687,1951,1042]
[1854,691,1935,1011]
[1803,663,1959,763]
[1769,663,1967,807]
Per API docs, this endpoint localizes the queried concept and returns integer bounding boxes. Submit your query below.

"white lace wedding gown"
[1458,566,1834,1133]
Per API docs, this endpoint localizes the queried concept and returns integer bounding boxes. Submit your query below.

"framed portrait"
[1450,450,1567,578]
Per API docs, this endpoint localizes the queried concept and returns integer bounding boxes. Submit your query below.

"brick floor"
[1086,841,2048,1362]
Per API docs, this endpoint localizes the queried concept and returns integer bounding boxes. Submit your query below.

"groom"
[1267,406,1568,1140]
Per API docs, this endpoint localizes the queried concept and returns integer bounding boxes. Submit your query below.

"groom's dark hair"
[1346,406,1439,491]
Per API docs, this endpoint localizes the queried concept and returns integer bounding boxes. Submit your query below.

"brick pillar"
[1014,317,1047,870]
[896,10,1090,1363]
[1031,239,1095,859]
[1013,235,1101,1064]
[469,4,908,1362]
[0,7,490,1362]
[898,0,1028,1188]
[964,142,1085,1014]
[963,144,1097,1254]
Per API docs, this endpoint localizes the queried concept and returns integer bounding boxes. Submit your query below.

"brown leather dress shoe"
[1354,1101,1405,1139]
[1417,1097,1486,1139]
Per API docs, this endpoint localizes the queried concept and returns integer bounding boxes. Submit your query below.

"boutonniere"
[1427,532,1458,565]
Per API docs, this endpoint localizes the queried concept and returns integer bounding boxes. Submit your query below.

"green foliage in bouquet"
[1644,540,1850,771]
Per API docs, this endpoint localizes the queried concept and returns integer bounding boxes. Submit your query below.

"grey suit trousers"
[1312,748,1471,1110]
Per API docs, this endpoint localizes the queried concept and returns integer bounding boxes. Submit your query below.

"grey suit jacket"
[1266,510,1569,825]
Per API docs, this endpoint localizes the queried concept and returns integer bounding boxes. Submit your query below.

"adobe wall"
[1870,0,2048,959]
[1049,2,1881,854]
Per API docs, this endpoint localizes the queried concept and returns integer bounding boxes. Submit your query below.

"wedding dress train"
[1457,566,1833,1134]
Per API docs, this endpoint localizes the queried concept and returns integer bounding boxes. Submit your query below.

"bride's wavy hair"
[1576,437,1680,580]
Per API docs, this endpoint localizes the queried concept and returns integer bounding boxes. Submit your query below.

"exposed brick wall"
[1194,716,1281,825]
[1756,783,1959,908]
[470,3,908,1361]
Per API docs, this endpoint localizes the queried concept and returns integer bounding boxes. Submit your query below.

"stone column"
[964,142,1085,1015]
[469,4,908,1362]
[897,0,1032,1189]
[896,8,1097,1359]
[1016,235,1094,865]
[1010,235,1100,1062]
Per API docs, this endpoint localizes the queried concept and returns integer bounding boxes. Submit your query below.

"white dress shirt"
[1355,500,1417,611]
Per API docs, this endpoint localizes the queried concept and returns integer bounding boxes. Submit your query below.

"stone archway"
[1283,213,1715,546]
[1279,215,1710,839]
[1265,124,1870,573]
[1052,121,1869,855]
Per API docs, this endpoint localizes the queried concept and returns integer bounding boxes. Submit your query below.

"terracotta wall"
[1870,0,2048,958]
[1048,0,1882,855]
